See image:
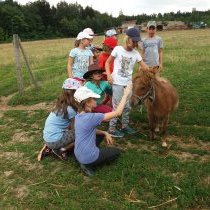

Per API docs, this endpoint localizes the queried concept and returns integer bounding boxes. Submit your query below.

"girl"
[67,31,94,82]
[98,37,118,80]
[73,84,132,176]
[105,27,149,138]
[105,28,118,39]
[84,64,112,113]
[90,46,103,64]
[37,78,82,161]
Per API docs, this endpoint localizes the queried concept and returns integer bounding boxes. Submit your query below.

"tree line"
[0,0,210,42]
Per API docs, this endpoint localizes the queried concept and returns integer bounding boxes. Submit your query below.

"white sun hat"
[62,78,82,90]
[83,28,95,36]
[105,28,118,37]
[74,86,100,103]
[76,31,93,40]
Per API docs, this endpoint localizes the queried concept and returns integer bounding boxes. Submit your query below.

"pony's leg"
[148,112,155,140]
[160,114,169,147]
[154,117,160,133]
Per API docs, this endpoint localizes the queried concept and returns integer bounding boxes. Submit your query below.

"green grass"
[0,29,210,209]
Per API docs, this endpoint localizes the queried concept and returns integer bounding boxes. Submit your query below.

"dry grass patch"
[12,131,33,144]
[13,185,29,199]
[17,159,43,172]
[166,135,210,151]
[4,170,14,177]
[0,151,24,160]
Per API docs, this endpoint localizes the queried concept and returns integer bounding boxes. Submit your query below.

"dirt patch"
[0,112,4,119]
[171,172,184,180]
[4,171,14,177]
[13,185,29,199]
[0,152,24,160]
[0,94,15,106]
[18,159,43,171]
[0,102,53,111]
[166,135,210,152]
[12,131,33,144]
[169,151,209,163]
[31,123,40,129]
[201,176,210,186]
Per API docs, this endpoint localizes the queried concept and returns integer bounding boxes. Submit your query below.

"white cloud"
[17,0,210,17]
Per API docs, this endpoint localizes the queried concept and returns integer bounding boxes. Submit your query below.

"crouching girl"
[37,78,81,161]
[73,84,132,176]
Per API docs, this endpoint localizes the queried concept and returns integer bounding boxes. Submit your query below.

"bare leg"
[60,142,74,152]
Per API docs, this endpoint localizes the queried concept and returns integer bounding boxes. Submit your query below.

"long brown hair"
[76,98,93,113]
[53,89,78,118]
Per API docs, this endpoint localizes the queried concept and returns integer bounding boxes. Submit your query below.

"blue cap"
[125,28,141,42]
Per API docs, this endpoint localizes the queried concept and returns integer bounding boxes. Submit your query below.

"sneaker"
[108,129,124,138]
[121,126,136,135]
[52,149,68,161]
[37,144,52,161]
[80,164,94,177]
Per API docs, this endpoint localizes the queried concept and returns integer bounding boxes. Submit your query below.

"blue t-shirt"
[43,106,76,142]
[74,113,104,164]
[69,48,93,79]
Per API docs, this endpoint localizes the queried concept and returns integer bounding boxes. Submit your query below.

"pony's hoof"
[162,142,167,148]
[155,127,160,132]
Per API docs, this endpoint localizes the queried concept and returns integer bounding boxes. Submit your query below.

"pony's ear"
[140,69,154,80]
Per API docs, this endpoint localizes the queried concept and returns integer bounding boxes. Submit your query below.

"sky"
[16,0,210,17]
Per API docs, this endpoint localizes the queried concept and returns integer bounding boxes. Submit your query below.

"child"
[105,27,149,138]
[67,31,94,82]
[37,78,82,161]
[141,21,163,72]
[83,27,95,50]
[73,84,132,176]
[90,46,103,64]
[105,28,118,39]
[83,28,95,36]
[98,37,118,80]
[84,64,112,113]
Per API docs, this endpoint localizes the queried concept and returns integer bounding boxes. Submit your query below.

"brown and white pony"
[132,69,179,147]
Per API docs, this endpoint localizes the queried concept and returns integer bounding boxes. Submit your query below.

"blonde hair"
[123,35,130,45]
[74,40,81,47]
[123,35,139,50]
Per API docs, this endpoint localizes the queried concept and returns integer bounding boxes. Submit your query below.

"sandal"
[52,149,68,161]
[37,144,52,161]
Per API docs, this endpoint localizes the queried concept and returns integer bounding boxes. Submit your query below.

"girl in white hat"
[73,84,132,176]
[67,31,94,82]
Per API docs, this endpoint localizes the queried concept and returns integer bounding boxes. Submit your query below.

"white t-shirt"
[111,46,142,86]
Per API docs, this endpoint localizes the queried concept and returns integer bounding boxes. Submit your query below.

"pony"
[132,68,179,147]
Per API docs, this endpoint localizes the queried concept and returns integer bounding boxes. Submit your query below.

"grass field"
[0,29,210,209]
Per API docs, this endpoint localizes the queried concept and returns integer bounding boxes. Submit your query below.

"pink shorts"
[93,104,112,113]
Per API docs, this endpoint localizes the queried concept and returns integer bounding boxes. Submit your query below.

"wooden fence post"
[18,37,39,89]
[13,34,24,94]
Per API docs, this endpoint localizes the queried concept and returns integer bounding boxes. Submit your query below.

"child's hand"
[107,75,113,84]
[124,83,133,97]
[104,132,113,145]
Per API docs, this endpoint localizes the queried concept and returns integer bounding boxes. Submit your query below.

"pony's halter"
[132,82,155,105]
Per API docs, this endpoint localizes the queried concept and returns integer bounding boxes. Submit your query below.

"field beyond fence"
[0,29,210,209]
